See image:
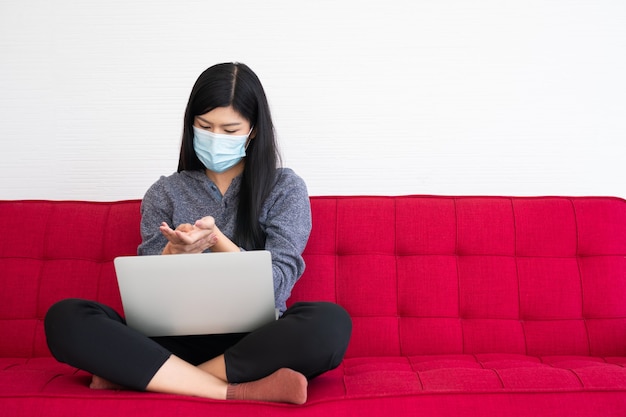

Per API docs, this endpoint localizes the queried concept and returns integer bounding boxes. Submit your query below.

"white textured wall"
[1,0,625,200]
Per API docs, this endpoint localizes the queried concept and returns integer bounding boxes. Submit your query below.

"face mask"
[192,126,251,173]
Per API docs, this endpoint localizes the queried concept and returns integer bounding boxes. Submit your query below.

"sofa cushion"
[2,355,626,416]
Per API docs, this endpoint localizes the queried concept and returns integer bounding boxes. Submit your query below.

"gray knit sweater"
[138,168,312,313]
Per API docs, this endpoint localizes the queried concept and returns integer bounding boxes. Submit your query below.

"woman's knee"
[45,299,84,359]
[320,302,352,354]
[46,298,122,324]
[44,298,122,357]
[291,301,351,329]
[45,298,104,330]
[288,301,352,358]
[313,302,352,336]
[45,298,85,331]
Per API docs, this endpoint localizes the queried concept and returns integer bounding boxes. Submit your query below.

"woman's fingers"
[159,220,216,253]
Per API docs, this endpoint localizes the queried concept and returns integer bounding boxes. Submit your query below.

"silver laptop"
[114,250,277,337]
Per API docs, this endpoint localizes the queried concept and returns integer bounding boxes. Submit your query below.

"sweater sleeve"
[137,177,173,256]
[262,169,312,312]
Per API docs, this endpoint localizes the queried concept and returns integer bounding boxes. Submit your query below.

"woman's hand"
[159,216,240,254]
[193,216,241,252]
[159,218,218,255]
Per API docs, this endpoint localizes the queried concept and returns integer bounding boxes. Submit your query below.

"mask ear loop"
[244,126,254,151]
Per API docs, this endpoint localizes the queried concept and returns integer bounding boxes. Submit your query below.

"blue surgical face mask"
[192,126,252,173]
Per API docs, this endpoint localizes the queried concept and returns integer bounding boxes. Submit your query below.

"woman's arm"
[261,170,312,311]
[138,179,173,256]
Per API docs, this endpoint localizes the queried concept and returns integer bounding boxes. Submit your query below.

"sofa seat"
[3,354,626,416]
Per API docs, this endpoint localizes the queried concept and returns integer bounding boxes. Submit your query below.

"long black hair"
[177,62,281,250]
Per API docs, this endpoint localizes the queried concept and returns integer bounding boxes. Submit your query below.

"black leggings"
[44,299,351,391]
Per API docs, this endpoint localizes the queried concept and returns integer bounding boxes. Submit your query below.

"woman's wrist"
[161,243,174,255]
[210,229,240,253]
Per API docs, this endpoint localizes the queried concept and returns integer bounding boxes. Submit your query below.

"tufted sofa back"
[0,200,140,357]
[291,196,626,358]
[1,196,625,359]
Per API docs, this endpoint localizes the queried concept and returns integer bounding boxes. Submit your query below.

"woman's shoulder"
[143,170,206,198]
[274,167,307,190]
[264,168,310,213]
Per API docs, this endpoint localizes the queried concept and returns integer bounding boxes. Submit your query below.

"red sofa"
[1,196,626,416]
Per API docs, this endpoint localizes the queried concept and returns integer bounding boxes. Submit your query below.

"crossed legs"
[44,299,351,404]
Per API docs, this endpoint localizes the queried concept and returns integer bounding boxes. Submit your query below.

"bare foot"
[90,375,125,390]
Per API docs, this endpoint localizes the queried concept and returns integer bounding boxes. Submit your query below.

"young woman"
[44,62,352,405]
